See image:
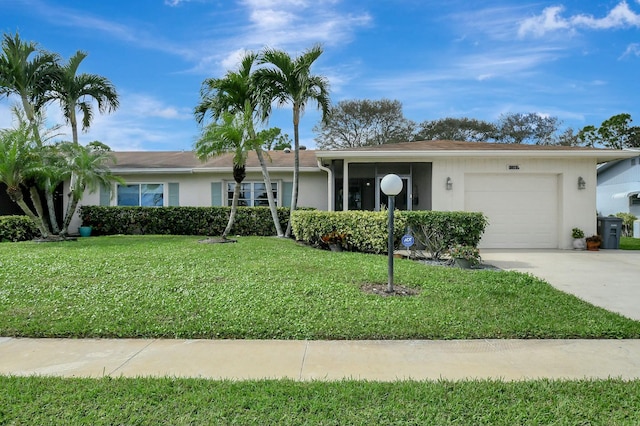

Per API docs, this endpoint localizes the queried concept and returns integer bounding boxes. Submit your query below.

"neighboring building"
[597,154,640,217]
[68,141,636,249]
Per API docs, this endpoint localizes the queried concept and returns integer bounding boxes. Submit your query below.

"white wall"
[66,170,328,232]
[431,157,598,249]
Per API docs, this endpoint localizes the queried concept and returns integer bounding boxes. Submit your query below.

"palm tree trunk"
[29,186,51,236]
[44,179,60,234]
[21,95,60,235]
[223,182,241,239]
[16,198,49,238]
[70,109,80,145]
[255,147,283,237]
[285,105,301,237]
[60,193,81,236]
[6,187,49,239]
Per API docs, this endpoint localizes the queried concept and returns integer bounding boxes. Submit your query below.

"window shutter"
[282,181,293,209]
[168,182,179,206]
[211,182,222,206]
[99,185,111,206]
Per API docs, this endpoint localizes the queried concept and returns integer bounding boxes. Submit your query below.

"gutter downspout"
[317,159,334,211]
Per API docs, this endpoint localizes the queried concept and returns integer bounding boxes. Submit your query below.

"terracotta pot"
[586,241,600,251]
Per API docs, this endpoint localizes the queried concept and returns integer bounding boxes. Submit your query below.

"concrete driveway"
[481,249,640,321]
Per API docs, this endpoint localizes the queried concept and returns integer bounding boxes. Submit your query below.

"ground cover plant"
[621,236,640,250]
[1,235,639,339]
[1,376,639,425]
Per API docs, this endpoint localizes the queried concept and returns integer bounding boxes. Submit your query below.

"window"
[227,182,277,207]
[117,184,164,207]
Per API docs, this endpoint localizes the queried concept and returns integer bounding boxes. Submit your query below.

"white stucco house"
[69,140,636,249]
[596,153,640,217]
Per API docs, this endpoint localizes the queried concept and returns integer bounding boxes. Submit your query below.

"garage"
[464,173,559,249]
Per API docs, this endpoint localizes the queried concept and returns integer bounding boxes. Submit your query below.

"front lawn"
[621,236,640,250]
[1,235,639,339]
[1,376,639,425]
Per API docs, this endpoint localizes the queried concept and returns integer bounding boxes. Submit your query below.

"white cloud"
[237,0,372,49]
[519,2,640,38]
[126,94,191,120]
[518,6,571,38]
[185,0,371,78]
[621,42,640,58]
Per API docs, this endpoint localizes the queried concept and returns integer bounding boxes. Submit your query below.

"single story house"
[69,140,636,249]
[596,153,640,217]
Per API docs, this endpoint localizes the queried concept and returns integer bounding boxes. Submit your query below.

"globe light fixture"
[380,174,403,292]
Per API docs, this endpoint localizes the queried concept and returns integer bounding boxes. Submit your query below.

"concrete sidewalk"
[1,337,639,381]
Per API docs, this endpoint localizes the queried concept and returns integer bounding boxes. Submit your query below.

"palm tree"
[47,50,119,145]
[195,52,283,237]
[195,109,255,239]
[58,141,122,236]
[255,44,330,237]
[0,32,60,233]
[0,32,59,136]
[0,120,50,238]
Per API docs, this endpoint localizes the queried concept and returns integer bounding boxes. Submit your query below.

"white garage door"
[464,174,559,249]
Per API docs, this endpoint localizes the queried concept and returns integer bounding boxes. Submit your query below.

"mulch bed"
[360,283,420,297]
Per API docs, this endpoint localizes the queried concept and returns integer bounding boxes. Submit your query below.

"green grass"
[1,376,639,425]
[621,236,640,250]
[1,235,639,339]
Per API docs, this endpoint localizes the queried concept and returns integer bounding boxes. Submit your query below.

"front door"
[375,176,411,211]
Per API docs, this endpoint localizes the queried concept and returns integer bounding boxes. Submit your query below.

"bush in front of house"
[402,210,488,249]
[0,215,39,242]
[79,206,289,236]
[291,210,487,254]
[291,210,408,254]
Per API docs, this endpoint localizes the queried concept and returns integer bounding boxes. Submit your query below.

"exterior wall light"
[380,174,403,293]
[578,177,586,190]
[446,177,453,190]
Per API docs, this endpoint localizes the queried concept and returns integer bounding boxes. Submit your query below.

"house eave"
[112,168,194,174]
[316,149,639,163]
[192,167,320,173]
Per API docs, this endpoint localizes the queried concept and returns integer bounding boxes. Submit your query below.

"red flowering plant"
[320,230,348,249]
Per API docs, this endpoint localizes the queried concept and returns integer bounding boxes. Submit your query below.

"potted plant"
[585,234,601,251]
[448,244,481,269]
[320,230,348,252]
[78,225,92,237]
[571,227,585,250]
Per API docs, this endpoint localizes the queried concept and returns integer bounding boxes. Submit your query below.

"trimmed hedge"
[0,215,39,242]
[402,210,487,248]
[291,210,487,254]
[79,206,289,236]
[291,210,406,254]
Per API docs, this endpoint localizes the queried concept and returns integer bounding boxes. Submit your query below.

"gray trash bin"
[597,216,623,249]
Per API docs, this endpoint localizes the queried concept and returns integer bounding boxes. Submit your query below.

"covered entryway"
[464,174,559,248]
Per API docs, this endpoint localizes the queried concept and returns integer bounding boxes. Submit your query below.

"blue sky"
[2,0,640,151]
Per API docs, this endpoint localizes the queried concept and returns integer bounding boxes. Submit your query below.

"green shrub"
[291,210,487,254]
[291,210,407,254]
[79,206,289,236]
[0,215,39,242]
[402,211,487,248]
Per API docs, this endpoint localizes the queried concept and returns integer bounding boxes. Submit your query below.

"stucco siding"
[66,170,327,232]
[431,157,597,249]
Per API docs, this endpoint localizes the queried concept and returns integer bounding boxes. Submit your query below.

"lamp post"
[380,174,403,293]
